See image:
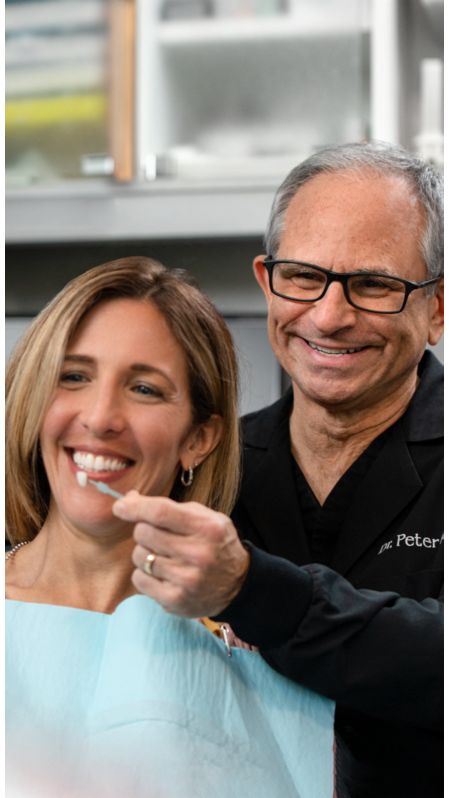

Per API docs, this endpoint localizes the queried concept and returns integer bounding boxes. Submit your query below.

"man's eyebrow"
[285,262,401,277]
[354,267,399,276]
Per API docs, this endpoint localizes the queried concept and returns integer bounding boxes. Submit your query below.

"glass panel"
[151,0,368,182]
[5,0,110,187]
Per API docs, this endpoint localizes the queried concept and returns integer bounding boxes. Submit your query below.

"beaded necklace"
[5,541,30,561]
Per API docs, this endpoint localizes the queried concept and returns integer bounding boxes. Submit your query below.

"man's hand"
[112,491,250,618]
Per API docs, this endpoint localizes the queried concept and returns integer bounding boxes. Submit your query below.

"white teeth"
[76,471,88,487]
[308,342,363,356]
[73,451,128,473]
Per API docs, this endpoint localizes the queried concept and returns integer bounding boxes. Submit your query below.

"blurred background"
[5,0,444,413]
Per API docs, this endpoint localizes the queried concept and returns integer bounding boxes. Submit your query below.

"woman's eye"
[132,383,163,398]
[59,371,87,384]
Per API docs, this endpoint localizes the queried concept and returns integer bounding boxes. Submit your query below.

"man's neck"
[289,376,418,505]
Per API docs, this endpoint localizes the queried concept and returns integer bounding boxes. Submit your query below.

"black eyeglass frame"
[263,258,441,315]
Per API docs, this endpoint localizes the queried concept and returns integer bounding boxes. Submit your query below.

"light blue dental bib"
[6,594,334,797]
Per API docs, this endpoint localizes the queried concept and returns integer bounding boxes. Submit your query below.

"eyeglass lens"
[272,262,407,312]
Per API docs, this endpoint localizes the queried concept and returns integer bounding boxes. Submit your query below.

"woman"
[6,256,334,797]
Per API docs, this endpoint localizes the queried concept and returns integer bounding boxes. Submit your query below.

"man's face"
[254,170,443,414]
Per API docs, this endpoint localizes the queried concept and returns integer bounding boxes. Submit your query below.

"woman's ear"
[181,414,224,470]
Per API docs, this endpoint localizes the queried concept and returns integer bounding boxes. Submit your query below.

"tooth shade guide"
[76,471,88,487]
[75,470,124,499]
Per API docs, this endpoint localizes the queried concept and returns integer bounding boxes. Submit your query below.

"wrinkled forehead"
[279,170,426,277]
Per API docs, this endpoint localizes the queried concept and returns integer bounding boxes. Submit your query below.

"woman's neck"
[5,518,136,614]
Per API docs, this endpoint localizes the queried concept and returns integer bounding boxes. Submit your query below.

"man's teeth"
[308,342,364,355]
[73,451,128,473]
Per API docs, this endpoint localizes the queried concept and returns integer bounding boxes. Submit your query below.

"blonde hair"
[6,257,240,544]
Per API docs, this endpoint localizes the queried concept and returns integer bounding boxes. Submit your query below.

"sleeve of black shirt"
[213,542,443,731]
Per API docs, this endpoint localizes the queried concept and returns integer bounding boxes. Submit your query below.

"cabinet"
[138,0,368,184]
[6,0,110,186]
[5,0,443,243]
[6,0,136,187]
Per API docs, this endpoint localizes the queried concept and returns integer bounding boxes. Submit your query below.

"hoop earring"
[180,466,194,487]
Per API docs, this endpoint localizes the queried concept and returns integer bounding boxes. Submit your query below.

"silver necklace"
[5,541,31,561]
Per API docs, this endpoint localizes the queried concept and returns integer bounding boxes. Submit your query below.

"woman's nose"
[309,281,358,333]
[79,385,125,437]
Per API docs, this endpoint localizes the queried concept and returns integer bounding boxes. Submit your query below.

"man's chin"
[291,376,372,412]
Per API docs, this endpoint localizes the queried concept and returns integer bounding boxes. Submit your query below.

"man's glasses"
[263,259,441,315]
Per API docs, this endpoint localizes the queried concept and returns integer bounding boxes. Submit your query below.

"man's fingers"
[113,490,250,618]
[133,543,162,579]
[113,491,214,536]
[131,567,174,608]
[133,538,216,582]
[132,524,212,567]
[113,491,180,528]
[131,565,202,618]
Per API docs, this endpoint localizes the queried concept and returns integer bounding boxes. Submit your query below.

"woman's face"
[40,298,203,537]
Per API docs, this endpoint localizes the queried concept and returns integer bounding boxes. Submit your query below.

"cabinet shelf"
[157,14,369,47]
[6,179,276,243]
[7,0,442,245]
[5,0,105,33]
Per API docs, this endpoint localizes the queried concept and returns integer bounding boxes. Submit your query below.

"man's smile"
[306,340,369,356]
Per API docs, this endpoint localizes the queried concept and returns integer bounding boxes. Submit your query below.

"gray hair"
[265,141,443,280]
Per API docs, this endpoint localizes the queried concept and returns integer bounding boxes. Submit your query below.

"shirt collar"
[401,349,443,441]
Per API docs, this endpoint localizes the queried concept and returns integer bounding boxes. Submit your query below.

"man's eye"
[280,267,312,279]
[296,271,322,282]
[358,277,388,288]
[352,275,401,294]
[280,268,322,283]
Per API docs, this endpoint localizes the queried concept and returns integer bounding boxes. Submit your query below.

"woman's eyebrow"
[64,356,177,389]
[63,354,94,364]
[130,362,171,374]
[130,363,177,389]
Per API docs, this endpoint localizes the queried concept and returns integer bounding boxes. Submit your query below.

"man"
[116,142,443,797]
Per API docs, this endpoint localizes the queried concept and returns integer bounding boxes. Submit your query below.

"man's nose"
[79,384,125,436]
[309,281,358,333]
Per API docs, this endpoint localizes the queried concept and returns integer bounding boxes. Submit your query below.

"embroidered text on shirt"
[378,533,443,555]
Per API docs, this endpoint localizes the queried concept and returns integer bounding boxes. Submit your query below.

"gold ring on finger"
[142,551,156,577]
